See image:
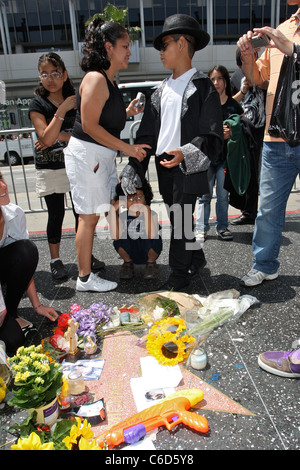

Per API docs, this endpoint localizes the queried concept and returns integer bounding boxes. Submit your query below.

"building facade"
[0,0,296,129]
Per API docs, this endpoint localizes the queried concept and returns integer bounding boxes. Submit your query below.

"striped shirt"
[257,10,300,142]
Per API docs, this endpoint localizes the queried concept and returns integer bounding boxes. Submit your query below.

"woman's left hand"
[126,98,145,117]
[35,304,59,322]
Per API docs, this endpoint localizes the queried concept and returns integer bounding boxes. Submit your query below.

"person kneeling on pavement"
[108,179,162,280]
[0,171,58,355]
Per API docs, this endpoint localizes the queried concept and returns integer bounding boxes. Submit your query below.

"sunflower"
[148,317,187,337]
[78,437,104,450]
[146,317,196,366]
[62,417,94,450]
[11,432,54,450]
[146,331,187,366]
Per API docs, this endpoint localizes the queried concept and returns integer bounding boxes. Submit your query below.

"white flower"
[153,306,165,321]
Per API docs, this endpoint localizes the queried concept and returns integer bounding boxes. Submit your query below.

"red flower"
[57,313,71,329]
[119,308,138,313]
[54,327,65,337]
[49,333,63,350]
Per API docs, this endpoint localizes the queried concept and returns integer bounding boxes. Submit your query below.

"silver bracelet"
[54,113,64,121]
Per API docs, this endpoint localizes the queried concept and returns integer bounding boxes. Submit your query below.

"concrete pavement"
[0,159,299,451]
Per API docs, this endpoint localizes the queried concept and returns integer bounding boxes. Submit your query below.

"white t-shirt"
[156,67,196,156]
[0,203,29,248]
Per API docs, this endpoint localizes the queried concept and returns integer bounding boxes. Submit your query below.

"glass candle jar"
[190,348,208,370]
[67,370,85,395]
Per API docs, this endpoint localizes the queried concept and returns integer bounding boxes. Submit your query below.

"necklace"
[48,96,63,107]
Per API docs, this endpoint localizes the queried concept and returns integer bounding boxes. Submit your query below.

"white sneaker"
[76,272,117,292]
[241,269,278,287]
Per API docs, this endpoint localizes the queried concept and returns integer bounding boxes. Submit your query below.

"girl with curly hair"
[64,18,150,293]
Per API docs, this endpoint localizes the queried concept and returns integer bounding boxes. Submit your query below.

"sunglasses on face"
[160,36,192,52]
[39,72,63,81]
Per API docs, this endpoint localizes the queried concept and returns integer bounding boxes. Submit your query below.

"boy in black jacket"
[121,14,224,291]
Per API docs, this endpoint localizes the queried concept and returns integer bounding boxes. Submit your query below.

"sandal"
[21,322,38,338]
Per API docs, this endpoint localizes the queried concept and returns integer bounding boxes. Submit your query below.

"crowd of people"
[1,3,300,378]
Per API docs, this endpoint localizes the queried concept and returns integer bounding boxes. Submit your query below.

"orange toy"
[96,388,208,449]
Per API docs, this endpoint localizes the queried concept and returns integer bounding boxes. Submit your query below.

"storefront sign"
[4,97,32,107]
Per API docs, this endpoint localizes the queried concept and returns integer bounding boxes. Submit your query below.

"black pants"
[0,239,39,354]
[44,192,78,244]
[155,157,204,282]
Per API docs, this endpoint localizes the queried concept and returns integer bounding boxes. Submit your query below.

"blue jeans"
[252,142,300,274]
[196,162,229,232]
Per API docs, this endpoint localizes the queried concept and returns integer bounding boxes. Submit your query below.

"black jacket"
[132,71,224,196]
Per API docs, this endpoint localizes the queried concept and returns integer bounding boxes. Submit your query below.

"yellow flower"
[63,418,94,450]
[14,372,23,383]
[0,377,6,403]
[20,371,31,381]
[78,437,103,450]
[11,432,54,450]
[39,363,50,374]
[180,333,196,344]
[157,317,187,335]
[22,357,30,365]
[35,377,44,385]
[141,314,153,324]
[146,331,186,366]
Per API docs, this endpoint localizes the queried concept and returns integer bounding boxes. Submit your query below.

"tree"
[85,3,141,40]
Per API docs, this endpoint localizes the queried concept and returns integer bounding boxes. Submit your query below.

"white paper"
[130,377,175,412]
[140,356,182,389]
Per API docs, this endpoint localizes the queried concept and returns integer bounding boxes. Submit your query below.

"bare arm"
[30,95,76,148]
[26,278,58,322]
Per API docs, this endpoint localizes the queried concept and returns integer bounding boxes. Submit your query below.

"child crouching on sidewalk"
[108,179,162,280]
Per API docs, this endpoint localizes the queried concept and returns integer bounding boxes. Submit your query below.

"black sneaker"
[91,255,105,272]
[50,260,68,280]
[230,215,255,225]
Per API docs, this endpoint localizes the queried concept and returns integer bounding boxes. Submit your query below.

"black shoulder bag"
[268,43,300,146]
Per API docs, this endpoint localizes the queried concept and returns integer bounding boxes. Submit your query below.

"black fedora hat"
[153,14,210,51]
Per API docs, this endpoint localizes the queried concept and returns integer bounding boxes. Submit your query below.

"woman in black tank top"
[64,18,151,293]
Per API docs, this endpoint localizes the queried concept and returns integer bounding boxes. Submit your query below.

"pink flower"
[70,304,81,314]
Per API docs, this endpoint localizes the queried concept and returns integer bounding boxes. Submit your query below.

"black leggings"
[0,239,39,354]
[44,192,78,244]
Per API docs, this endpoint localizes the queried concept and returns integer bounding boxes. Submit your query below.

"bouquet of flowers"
[70,302,114,337]
[139,291,200,326]
[10,414,103,450]
[48,313,72,352]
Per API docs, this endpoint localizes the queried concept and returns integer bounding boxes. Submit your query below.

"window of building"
[0,0,298,53]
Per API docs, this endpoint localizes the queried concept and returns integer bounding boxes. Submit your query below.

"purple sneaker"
[258,349,300,378]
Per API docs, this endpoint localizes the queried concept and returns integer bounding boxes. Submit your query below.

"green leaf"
[52,420,74,442]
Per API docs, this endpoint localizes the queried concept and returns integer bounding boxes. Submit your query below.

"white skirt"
[36,168,70,197]
[64,137,118,215]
